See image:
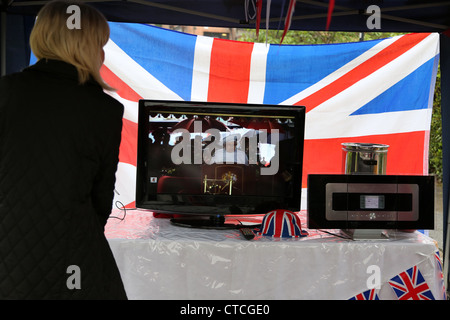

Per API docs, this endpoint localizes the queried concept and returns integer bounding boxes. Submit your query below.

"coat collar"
[27,59,79,80]
[26,59,99,87]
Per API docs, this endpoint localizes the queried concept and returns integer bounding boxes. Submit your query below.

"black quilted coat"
[0,59,127,299]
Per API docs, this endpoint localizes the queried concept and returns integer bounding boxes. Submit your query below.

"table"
[105,209,445,300]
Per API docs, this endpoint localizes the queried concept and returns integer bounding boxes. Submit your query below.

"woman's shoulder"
[0,70,27,86]
[0,71,31,100]
[82,87,125,120]
[95,89,124,112]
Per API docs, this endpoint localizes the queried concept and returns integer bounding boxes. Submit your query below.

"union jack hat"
[258,209,308,238]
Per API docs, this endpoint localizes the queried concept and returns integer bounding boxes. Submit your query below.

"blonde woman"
[0,1,127,299]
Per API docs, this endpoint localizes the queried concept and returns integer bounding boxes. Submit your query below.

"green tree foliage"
[237,29,442,181]
[238,29,401,44]
[430,67,442,181]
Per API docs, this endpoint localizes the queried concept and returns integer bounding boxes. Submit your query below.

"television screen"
[135,100,305,228]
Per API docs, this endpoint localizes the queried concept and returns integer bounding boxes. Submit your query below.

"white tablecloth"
[105,209,445,300]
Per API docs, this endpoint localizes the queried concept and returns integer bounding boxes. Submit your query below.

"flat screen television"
[135,100,306,229]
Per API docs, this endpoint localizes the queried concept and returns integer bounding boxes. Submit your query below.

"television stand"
[342,229,390,240]
[170,214,254,230]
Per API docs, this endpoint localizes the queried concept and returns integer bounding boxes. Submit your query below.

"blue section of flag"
[108,22,197,101]
[351,57,437,115]
[263,39,383,105]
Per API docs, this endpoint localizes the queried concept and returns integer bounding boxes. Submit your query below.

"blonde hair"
[29,0,113,90]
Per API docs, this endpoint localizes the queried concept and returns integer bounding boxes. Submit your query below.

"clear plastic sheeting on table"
[105,209,445,300]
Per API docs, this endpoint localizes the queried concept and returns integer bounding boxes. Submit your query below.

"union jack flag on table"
[388,265,435,300]
[435,250,447,300]
[348,288,380,300]
[99,23,439,208]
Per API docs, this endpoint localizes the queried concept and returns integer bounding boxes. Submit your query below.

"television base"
[170,214,242,230]
[342,229,390,240]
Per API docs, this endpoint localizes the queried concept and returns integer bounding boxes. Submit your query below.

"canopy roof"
[2,0,450,32]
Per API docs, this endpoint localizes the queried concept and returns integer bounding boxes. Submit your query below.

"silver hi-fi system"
[307,143,434,240]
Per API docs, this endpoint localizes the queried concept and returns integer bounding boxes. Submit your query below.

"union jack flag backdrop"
[100,23,440,209]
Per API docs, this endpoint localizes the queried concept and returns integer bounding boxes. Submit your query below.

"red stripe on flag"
[100,65,142,102]
[302,131,427,187]
[295,33,430,112]
[100,65,139,168]
[275,210,284,236]
[124,201,136,209]
[207,39,254,103]
[119,118,138,167]
[355,293,365,300]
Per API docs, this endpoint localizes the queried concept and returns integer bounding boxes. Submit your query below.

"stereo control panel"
[326,183,418,221]
[307,174,434,230]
